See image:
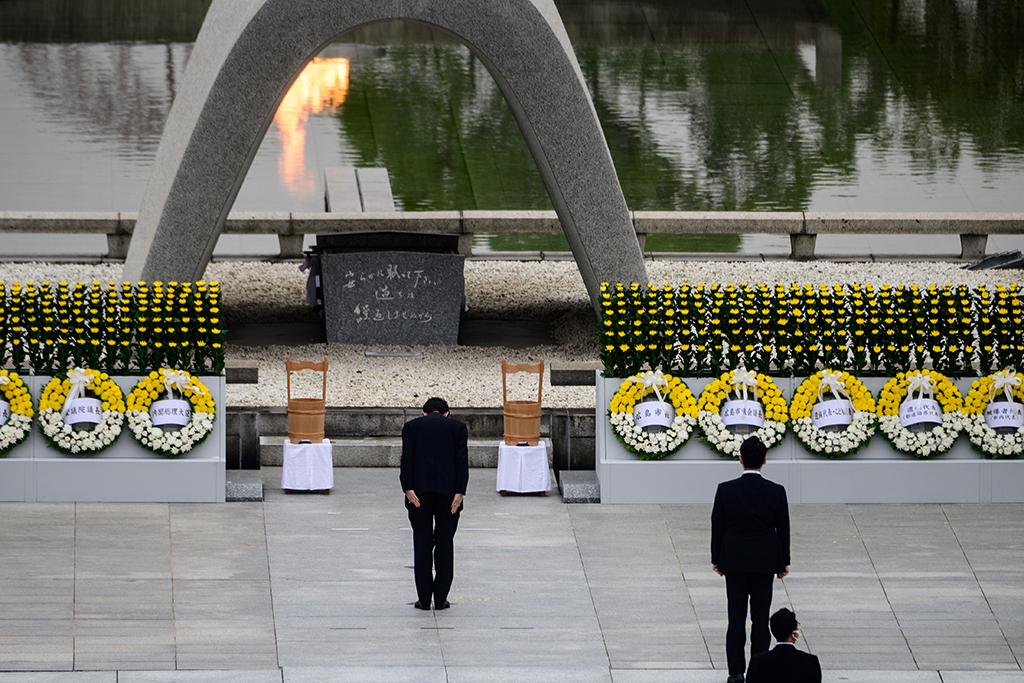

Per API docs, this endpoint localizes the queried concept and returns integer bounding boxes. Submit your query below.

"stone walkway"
[0,468,1021,682]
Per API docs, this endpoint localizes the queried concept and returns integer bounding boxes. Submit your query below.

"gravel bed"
[1,259,1020,409]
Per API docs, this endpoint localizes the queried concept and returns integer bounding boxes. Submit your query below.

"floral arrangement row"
[2,367,215,458]
[607,367,1024,461]
[0,280,224,376]
[599,282,1023,379]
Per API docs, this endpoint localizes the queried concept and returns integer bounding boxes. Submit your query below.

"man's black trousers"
[408,492,460,607]
[725,572,775,675]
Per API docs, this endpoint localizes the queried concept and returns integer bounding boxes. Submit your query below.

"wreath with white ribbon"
[39,368,126,455]
[789,370,876,458]
[697,367,788,458]
[127,369,216,457]
[963,369,1024,459]
[608,370,697,460]
[0,370,34,457]
[876,369,965,458]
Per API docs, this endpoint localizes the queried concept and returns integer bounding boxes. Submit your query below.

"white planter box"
[0,375,225,503]
[597,375,1023,504]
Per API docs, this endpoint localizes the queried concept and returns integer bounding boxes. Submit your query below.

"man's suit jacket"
[746,643,821,683]
[711,472,790,574]
[400,412,469,498]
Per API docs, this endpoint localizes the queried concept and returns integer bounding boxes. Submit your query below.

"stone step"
[258,436,554,468]
[559,470,600,503]
[225,469,263,502]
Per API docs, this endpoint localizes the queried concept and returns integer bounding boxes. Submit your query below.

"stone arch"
[123,0,648,310]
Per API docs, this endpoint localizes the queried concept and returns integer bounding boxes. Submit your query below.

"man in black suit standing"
[401,397,469,611]
[746,608,821,682]
[711,436,790,683]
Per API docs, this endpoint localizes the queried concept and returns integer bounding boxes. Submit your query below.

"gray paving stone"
[120,673,282,683]
[283,667,445,683]
[940,673,1024,682]
[0,674,114,683]
[821,674,942,683]
[447,667,612,683]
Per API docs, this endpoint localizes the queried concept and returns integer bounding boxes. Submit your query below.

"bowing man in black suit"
[401,397,469,611]
[711,436,791,683]
[746,608,821,683]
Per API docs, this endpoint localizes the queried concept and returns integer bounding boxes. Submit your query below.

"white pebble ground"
[1,260,1019,408]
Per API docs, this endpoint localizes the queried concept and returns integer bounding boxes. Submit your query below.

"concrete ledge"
[463,210,562,233]
[225,469,263,501]
[550,362,601,386]
[225,360,259,384]
[633,211,803,234]
[0,211,120,232]
[560,470,600,503]
[805,212,1024,234]
[223,211,294,234]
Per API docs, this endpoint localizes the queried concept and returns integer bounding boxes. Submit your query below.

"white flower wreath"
[608,370,698,460]
[38,368,126,456]
[127,369,216,458]
[963,369,1024,459]
[876,370,966,458]
[697,368,788,458]
[0,369,34,456]
[789,370,876,458]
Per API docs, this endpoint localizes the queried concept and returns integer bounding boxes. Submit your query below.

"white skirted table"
[282,438,334,494]
[496,440,551,496]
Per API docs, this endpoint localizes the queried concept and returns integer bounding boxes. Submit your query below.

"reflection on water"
[1,0,1023,253]
[274,57,349,196]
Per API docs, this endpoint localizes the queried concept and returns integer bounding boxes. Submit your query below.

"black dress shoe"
[727,674,744,683]
[436,600,450,609]
[414,600,431,610]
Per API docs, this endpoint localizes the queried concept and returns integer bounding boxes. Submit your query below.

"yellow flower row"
[0,369,34,416]
[789,370,875,419]
[876,369,963,416]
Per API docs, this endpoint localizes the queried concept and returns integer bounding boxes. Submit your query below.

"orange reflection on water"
[273,57,350,196]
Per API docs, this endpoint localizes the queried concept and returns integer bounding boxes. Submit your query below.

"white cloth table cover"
[282,438,334,491]
[496,440,551,493]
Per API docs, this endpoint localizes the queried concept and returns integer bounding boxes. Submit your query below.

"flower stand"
[596,375,1024,504]
[0,376,225,503]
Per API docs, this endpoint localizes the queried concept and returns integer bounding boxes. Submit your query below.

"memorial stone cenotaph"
[123,0,649,312]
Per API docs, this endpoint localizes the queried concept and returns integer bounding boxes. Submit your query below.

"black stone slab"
[317,231,458,254]
[320,251,464,345]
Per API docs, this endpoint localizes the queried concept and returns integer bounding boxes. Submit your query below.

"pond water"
[1,0,1023,255]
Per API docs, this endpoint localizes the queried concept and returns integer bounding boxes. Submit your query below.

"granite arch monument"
[123,0,648,310]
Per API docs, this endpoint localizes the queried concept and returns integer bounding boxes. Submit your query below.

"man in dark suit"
[711,436,790,683]
[400,397,469,611]
[746,608,821,683]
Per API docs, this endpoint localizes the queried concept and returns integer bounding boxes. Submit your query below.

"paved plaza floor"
[0,468,1021,682]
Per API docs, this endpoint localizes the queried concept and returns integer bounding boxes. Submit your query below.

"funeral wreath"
[0,369,34,456]
[39,368,126,455]
[608,370,698,460]
[963,369,1024,459]
[876,369,965,458]
[697,367,788,458]
[127,369,216,457]
[789,370,876,458]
